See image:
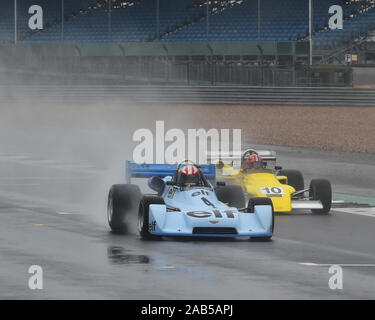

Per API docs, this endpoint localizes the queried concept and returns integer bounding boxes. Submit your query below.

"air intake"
[192,227,237,235]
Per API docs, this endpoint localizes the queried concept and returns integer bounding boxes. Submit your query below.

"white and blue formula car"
[107,160,274,240]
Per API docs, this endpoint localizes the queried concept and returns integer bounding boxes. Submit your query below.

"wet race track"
[0,100,375,299]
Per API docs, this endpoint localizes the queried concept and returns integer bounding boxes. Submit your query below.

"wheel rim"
[107,192,113,224]
[138,204,144,234]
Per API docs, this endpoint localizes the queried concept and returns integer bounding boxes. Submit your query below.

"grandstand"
[0,0,99,42]
[0,0,374,86]
[313,1,375,48]
[0,0,373,48]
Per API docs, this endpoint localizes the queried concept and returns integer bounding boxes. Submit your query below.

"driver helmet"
[178,164,200,185]
[242,153,263,170]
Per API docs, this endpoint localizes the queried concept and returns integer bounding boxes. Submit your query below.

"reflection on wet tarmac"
[107,246,150,265]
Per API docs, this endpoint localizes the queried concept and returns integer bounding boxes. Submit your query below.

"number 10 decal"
[260,187,285,196]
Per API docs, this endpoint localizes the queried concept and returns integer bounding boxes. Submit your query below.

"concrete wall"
[353,67,375,88]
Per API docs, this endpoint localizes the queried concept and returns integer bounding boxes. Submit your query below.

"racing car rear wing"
[125,161,216,184]
[206,150,277,168]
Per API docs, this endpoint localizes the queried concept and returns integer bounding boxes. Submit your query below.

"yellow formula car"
[213,149,332,214]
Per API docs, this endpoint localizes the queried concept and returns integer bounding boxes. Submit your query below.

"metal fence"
[9,56,333,87]
[0,85,374,106]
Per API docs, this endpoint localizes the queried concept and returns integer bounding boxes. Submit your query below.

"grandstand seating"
[0,0,98,43]
[0,0,15,43]
[22,0,204,43]
[0,0,374,48]
[162,0,359,42]
[314,6,375,47]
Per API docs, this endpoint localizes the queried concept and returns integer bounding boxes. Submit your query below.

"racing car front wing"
[147,205,273,238]
[291,200,324,210]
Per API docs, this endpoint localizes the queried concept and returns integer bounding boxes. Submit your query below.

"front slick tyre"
[138,196,165,240]
[107,184,141,234]
[309,179,332,214]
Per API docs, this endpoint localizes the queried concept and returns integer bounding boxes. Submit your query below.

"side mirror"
[277,176,288,184]
[148,176,166,194]
[275,166,283,171]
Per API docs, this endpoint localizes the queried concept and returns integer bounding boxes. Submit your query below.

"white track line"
[57,211,77,215]
[333,207,375,218]
[300,263,375,267]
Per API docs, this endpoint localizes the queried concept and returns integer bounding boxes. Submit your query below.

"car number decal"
[201,197,216,208]
[260,187,285,197]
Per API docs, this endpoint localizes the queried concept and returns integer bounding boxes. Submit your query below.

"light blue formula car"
[107,160,274,240]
